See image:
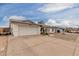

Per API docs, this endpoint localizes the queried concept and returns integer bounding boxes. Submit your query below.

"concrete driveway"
[5,34,79,56]
[0,36,8,56]
[0,34,79,56]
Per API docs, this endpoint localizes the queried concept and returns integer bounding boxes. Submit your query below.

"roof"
[10,20,41,26]
[10,20,65,29]
[40,24,63,28]
[22,20,35,24]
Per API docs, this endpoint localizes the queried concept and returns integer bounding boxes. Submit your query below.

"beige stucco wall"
[11,23,19,36]
[11,23,40,36]
[47,28,55,33]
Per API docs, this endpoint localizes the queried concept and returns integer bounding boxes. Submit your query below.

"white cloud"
[46,19,79,28]
[3,16,8,21]
[9,16,26,20]
[38,3,74,13]
[0,16,26,27]
[45,19,59,26]
[1,16,9,27]
[34,21,38,24]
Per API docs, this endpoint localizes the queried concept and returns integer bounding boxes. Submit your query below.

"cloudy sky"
[0,3,79,28]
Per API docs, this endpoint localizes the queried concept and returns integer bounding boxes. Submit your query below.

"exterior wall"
[47,28,56,33]
[11,23,19,36]
[18,24,40,36]
[47,28,52,33]
[11,23,40,36]
[46,27,64,34]
[49,28,52,33]
[55,28,64,33]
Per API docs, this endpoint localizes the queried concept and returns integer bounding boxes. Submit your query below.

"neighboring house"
[10,20,41,36]
[0,27,10,35]
[66,28,79,33]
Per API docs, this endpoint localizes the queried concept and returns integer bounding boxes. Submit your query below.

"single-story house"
[10,20,41,36]
[10,19,65,36]
[65,28,79,33]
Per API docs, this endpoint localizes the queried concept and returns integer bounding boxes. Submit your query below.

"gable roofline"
[10,19,41,26]
[10,19,66,29]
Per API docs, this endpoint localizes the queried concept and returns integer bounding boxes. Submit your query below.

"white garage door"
[18,24,40,36]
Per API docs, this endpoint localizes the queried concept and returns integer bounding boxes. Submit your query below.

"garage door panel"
[18,25,40,36]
